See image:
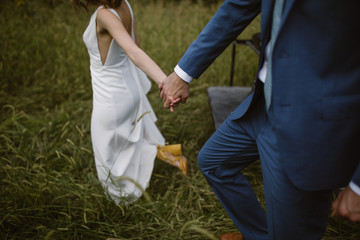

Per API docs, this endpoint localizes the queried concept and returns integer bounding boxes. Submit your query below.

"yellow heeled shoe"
[157,145,188,175]
[159,144,182,155]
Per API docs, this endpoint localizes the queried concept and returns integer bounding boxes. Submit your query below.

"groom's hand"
[332,186,360,222]
[159,72,189,110]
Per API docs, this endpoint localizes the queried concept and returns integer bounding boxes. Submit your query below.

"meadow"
[1,0,359,239]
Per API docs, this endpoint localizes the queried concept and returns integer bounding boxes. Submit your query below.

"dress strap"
[124,0,134,23]
[95,5,104,13]
[108,8,121,20]
[124,0,135,39]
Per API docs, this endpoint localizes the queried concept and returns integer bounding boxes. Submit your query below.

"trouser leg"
[199,92,333,240]
[258,121,333,240]
[197,96,268,240]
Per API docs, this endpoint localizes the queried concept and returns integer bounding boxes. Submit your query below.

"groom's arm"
[161,0,261,108]
[178,0,261,80]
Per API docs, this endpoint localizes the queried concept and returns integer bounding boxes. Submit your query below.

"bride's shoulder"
[97,7,117,20]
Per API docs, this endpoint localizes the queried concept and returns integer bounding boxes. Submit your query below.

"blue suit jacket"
[178,0,360,190]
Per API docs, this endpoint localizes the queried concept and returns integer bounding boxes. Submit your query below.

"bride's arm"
[97,8,165,85]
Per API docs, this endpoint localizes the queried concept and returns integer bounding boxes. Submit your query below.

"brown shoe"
[220,232,244,240]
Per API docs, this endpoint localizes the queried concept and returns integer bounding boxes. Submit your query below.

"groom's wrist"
[174,65,193,83]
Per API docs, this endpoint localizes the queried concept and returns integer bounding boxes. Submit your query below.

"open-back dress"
[83,1,165,203]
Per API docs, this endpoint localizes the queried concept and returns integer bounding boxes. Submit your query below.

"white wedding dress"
[83,1,165,203]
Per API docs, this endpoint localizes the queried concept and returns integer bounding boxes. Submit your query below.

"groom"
[160,0,360,239]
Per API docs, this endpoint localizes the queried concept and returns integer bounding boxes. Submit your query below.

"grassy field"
[1,0,359,239]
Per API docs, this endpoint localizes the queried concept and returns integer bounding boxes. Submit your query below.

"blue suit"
[178,0,360,239]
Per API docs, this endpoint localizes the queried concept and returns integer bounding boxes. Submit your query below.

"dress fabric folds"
[83,1,165,203]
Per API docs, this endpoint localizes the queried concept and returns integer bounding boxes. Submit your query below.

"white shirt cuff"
[349,181,360,196]
[174,65,194,83]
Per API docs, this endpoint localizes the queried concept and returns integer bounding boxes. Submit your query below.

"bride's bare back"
[96,1,132,65]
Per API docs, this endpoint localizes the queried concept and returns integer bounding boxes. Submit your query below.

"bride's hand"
[170,98,181,112]
[159,72,189,111]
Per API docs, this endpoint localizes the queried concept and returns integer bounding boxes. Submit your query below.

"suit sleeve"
[178,0,261,79]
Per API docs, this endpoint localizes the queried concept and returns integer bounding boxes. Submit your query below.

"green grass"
[1,0,359,239]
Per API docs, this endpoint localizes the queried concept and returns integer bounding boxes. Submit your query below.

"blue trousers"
[198,93,333,240]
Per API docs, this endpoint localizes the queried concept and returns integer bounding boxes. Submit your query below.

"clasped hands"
[159,72,189,112]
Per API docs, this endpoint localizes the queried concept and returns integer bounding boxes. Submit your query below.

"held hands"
[332,186,360,222]
[159,72,189,112]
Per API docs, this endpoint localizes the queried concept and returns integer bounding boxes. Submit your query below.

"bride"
[72,0,188,203]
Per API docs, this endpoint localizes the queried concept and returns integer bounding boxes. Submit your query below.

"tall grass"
[1,0,359,239]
